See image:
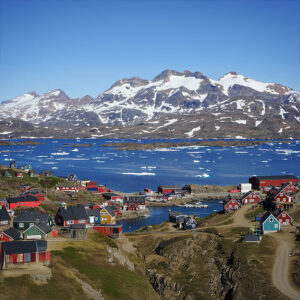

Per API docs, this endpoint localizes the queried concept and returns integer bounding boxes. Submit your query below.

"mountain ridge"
[0,69,299,139]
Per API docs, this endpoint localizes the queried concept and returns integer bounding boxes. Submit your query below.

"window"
[283,213,286,217]
[19,223,24,228]
[274,224,278,228]
[270,218,274,222]
[30,223,34,226]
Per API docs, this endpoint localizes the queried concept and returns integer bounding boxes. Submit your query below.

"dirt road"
[230,204,254,227]
[272,235,300,300]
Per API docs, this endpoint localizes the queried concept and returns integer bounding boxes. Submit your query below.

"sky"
[0,0,300,101]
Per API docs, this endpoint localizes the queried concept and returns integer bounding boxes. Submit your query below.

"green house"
[21,164,32,172]
[13,211,55,231]
[23,223,52,240]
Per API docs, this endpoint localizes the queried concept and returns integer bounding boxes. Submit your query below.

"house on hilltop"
[276,211,293,226]
[55,205,88,227]
[0,240,50,269]
[7,195,41,209]
[100,207,116,225]
[260,212,280,234]
[0,227,21,242]
[13,211,54,231]
[23,223,52,240]
[240,191,261,204]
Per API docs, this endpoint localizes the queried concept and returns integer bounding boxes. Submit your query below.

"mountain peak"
[110,76,149,89]
[152,69,183,82]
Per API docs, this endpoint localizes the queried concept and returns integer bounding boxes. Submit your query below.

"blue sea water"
[0,139,299,193]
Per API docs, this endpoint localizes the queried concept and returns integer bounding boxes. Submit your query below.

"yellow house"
[100,207,116,224]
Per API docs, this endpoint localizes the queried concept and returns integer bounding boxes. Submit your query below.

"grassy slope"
[128,223,289,299]
[1,232,159,300]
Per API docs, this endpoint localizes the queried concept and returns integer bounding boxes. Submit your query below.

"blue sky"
[0,0,299,101]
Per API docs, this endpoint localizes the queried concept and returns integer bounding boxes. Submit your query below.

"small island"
[100,140,290,150]
[0,140,44,146]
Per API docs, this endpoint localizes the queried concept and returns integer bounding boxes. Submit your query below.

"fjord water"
[118,203,222,232]
[0,139,299,193]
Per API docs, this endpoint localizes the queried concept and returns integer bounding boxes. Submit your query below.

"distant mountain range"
[0,70,299,139]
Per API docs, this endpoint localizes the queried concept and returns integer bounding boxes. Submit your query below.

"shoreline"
[100,139,291,150]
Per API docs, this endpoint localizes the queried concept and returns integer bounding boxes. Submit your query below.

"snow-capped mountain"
[0,70,299,139]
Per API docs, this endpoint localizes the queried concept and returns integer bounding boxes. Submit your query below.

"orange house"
[100,207,116,225]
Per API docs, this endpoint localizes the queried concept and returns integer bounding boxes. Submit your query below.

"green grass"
[53,246,157,299]
[1,260,87,300]
[39,177,62,188]
[230,227,249,237]
[246,206,265,221]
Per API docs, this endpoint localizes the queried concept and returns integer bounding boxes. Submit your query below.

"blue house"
[260,212,280,234]
[87,209,101,224]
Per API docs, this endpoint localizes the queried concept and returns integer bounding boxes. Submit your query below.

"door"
[24,253,31,262]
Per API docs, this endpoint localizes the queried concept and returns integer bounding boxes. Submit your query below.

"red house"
[55,182,84,192]
[19,185,31,192]
[93,224,122,238]
[0,227,21,242]
[223,198,241,211]
[7,195,41,210]
[102,193,124,202]
[55,205,88,227]
[274,192,292,204]
[249,175,298,190]
[158,185,181,194]
[123,196,146,210]
[276,211,293,225]
[240,192,261,204]
[25,190,45,201]
[278,183,298,195]
[0,240,50,269]
[16,172,23,178]
[127,203,138,211]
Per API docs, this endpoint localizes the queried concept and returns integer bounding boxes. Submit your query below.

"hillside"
[0,70,299,139]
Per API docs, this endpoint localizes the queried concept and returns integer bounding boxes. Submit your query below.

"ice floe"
[122,172,156,176]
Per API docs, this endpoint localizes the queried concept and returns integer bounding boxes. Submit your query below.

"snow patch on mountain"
[233,120,247,125]
[185,126,201,137]
[216,72,282,95]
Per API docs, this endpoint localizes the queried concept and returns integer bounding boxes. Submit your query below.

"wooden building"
[7,195,41,210]
[158,185,181,194]
[55,182,84,192]
[240,191,261,204]
[9,161,17,169]
[123,196,146,210]
[0,240,50,269]
[249,175,299,190]
[276,211,293,226]
[223,198,241,211]
[13,211,54,231]
[0,197,8,209]
[93,224,122,238]
[55,205,88,227]
[87,209,101,224]
[260,212,280,234]
[0,227,21,242]
[0,206,11,226]
[16,172,24,178]
[277,182,298,195]
[23,223,52,240]
[100,207,116,225]
[274,192,292,204]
